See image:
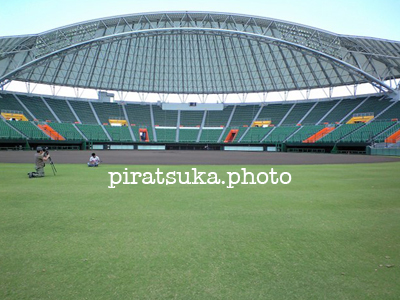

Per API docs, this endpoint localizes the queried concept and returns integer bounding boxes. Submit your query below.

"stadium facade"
[0,12,400,153]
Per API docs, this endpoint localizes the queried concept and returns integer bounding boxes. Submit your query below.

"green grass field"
[1,162,400,299]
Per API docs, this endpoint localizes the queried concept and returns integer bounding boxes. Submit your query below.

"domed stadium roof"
[0,11,399,94]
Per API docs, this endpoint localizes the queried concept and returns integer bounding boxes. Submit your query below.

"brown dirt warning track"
[0,150,399,165]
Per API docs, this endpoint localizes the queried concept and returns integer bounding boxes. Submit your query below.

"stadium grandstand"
[1,11,400,153]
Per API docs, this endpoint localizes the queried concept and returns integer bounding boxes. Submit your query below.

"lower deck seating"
[104,125,133,142]
[47,123,83,140]
[318,123,363,143]
[223,127,247,143]
[0,120,24,139]
[240,127,273,143]
[286,125,325,143]
[131,126,154,142]
[179,129,200,142]
[375,123,400,143]
[199,129,223,143]
[156,128,176,142]
[7,121,50,140]
[263,126,298,143]
[2,92,398,146]
[4,119,396,145]
[76,124,109,141]
[340,121,395,143]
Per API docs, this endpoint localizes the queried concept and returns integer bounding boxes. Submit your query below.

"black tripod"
[48,157,57,176]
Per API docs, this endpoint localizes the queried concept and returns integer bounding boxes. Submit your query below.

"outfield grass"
[1,162,399,299]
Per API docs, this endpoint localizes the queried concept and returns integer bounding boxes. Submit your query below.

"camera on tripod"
[43,147,50,157]
[41,146,57,175]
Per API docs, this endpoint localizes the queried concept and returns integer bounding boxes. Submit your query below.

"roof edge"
[1,11,399,44]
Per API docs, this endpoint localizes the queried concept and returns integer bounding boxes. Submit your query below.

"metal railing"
[1,109,24,115]
[352,112,374,118]
[287,148,325,153]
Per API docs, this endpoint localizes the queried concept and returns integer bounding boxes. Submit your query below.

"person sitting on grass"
[88,153,100,167]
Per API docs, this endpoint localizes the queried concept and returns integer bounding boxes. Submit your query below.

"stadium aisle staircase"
[385,127,400,143]
[341,121,395,143]
[318,123,363,143]
[131,126,154,142]
[223,127,247,143]
[38,124,65,140]
[286,125,325,143]
[302,127,335,143]
[373,123,400,143]
[7,121,50,140]
[47,123,83,140]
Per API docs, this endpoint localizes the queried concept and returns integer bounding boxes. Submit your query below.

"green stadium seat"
[199,129,223,143]
[153,106,178,127]
[69,101,98,124]
[76,124,109,141]
[301,101,336,125]
[92,102,125,124]
[17,95,55,122]
[318,123,363,143]
[230,105,259,127]
[104,125,133,142]
[240,127,273,143]
[341,121,395,143]
[286,125,325,143]
[7,121,50,140]
[44,98,77,123]
[180,111,203,127]
[257,103,293,126]
[262,126,298,143]
[46,122,83,140]
[0,94,32,120]
[320,98,363,123]
[0,120,25,139]
[204,106,233,127]
[179,129,200,142]
[281,102,314,125]
[222,127,247,143]
[156,128,176,142]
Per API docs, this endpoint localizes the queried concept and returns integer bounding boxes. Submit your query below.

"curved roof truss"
[0,11,399,94]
